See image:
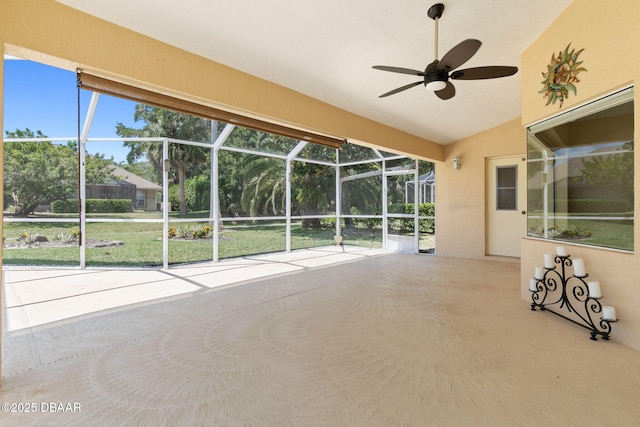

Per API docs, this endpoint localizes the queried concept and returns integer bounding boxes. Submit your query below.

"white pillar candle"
[587,281,602,298]
[573,258,586,277]
[556,246,567,256]
[602,306,617,321]
[544,253,554,268]
[529,278,538,292]
[534,267,544,280]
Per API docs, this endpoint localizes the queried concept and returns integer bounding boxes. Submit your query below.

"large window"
[527,88,634,251]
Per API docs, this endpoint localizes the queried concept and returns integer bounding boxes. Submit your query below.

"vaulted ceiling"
[57,0,573,145]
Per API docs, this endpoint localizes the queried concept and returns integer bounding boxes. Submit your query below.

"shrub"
[559,225,592,239]
[52,199,132,213]
[86,199,132,213]
[347,203,435,233]
[168,175,212,213]
[168,224,214,239]
[19,230,46,244]
[320,217,336,228]
[51,199,78,213]
[396,203,435,233]
[196,225,213,239]
[53,232,77,243]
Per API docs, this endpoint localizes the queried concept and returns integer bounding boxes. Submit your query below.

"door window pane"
[496,166,517,210]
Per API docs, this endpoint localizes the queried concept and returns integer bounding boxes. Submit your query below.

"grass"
[2,218,409,267]
[527,216,634,251]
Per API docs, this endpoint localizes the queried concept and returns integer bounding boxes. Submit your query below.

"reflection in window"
[527,89,634,251]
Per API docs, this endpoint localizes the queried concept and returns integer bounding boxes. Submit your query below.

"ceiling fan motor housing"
[424,60,448,89]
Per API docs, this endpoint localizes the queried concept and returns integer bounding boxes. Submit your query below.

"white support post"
[211,122,219,262]
[210,121,219,228]
[413,159,420,254]
[212,124,235,262]
[212,147,220,262]
[382,159,388,250]
[543,151,549,239]
[285,141,308,253]
[162,139,169,270]
[286,159,292,252]
[79,92,100,269]
[335,148,341,238]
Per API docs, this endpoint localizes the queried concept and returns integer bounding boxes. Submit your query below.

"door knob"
[521,211,526,215]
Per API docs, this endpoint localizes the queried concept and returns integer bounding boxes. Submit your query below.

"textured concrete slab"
[2,249,640,426]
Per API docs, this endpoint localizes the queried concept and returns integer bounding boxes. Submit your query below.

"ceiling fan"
[372,3,518,100]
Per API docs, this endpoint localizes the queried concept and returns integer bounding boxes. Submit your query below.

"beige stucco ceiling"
[56,0,572,145]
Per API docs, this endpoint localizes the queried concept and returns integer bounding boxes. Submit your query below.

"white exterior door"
[486,156,527,257]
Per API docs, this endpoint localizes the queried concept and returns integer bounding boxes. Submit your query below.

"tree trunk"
[301,201,321,228]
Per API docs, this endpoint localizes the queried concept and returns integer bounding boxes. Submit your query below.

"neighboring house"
[86,165,161,212]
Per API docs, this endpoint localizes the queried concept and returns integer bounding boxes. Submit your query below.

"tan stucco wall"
[521,0,638,126]
[521,0,640,350]
[0,0,444,162]
[436,118,526,258]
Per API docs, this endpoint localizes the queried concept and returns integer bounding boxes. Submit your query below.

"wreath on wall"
[539,43,587,108]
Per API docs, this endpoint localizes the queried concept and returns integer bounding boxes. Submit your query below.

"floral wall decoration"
[539,43,587,108]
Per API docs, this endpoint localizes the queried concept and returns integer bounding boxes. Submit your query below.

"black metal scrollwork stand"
[530,254,617,340]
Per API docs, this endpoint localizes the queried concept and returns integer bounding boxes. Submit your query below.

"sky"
[3,57,139,163]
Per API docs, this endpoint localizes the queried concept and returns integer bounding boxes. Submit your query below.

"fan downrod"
[427,3,444,21]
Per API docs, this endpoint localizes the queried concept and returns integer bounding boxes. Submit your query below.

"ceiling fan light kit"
[373,3,518,100]
[426,80,447,91]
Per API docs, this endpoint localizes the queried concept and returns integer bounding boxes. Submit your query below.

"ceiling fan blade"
[438,39,482,71]
[450,66,518,80]
[379,81,424,98]
[434,81,455,100]
[372,65,426,76]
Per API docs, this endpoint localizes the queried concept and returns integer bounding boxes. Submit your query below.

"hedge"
[350,203,435,233]
[391,203,435,233]
[52,199,132,213]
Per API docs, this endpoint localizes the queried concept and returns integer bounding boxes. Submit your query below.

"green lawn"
[2,219,396,267]
[527,216,633,251]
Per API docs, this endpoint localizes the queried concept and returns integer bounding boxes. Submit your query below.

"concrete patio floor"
[1,246,640,426]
